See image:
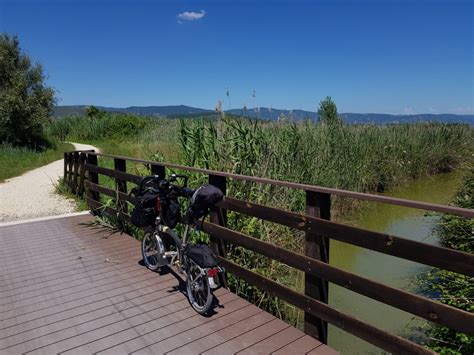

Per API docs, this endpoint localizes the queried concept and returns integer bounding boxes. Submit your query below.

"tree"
[0,33,55,149]
[317,96,342,126]
[86,105,103,119]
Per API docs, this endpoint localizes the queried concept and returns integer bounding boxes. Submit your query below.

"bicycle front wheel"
[186,259,213,314]
[141,231,164,271]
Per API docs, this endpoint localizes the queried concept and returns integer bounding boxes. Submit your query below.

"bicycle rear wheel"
[141,231,166,271]
[186,259,213,314]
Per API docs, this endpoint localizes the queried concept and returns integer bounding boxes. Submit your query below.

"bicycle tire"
[141,231,162,271]
[186,259,213,314]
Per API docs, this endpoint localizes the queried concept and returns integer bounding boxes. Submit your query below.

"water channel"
[328,171,466,353]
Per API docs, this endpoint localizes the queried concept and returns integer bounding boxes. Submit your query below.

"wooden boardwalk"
[0,215,337,355]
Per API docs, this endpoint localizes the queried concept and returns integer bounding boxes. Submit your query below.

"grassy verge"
[54,177,89,212]
[0,141,74,182]
[419,170,473,354]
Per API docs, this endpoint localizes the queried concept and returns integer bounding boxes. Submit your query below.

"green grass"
[0,141,74,182]
[54,177,89,212]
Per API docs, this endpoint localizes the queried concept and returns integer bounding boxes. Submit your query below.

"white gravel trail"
[0,143,98,223]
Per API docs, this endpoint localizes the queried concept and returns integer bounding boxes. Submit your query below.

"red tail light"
[207,268,218,277]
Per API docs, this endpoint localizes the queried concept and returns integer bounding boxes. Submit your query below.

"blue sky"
[1,0,472,114]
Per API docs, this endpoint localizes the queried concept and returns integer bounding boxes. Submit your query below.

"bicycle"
[132,174,225,314]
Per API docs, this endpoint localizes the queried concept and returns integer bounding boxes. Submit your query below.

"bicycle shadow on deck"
[138,259,225,317]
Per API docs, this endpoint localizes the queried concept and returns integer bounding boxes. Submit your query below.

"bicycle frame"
[155,217,190,271]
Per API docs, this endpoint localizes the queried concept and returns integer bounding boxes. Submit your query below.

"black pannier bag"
[188,184,224,221]
[130,189,159,227]
[185,244,219,268]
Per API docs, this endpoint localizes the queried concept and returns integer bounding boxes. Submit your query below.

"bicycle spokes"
[186,261,212,313]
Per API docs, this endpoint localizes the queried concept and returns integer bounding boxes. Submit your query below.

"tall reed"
[177,117,473,327]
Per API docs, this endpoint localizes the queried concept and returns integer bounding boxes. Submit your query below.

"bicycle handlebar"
[139,174,194,198]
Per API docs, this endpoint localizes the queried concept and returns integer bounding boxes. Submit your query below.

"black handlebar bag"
[188,184,224,222]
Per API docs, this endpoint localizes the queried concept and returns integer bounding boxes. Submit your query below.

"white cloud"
[402,106,415,115]
[450,106,474,114]
[177,10,206,22]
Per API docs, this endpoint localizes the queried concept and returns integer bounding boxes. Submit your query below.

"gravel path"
[0,143,98,223]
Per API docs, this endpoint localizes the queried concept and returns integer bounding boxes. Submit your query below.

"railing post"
[72,151,80,193]
[304,190,330,343]
[77,153,87,197]
[67,153,74,187]
[114,157,128,223]
[208,174,227,286]
[63,152,67,181]
[86,152,100,211]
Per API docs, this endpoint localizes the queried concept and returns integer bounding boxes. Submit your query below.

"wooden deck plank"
[236,326,308,354]
[96,293,245,355]
[307,344,340,355]
[169,311,278,354]
[1,244,139,290]
[143,303,264,354]
[22,294,189,354]
[0,234,136,266]
[201,318,291,355]
[0,273,158,328]
[0,268,156,313]
[0,277,177,347]
[0,215,337,354]
[0,247,141,296]
[273,335,326,354]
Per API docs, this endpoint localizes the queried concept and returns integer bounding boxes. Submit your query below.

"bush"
[0,33,55,149]
[419,170,474,354]
[48,111,151,141]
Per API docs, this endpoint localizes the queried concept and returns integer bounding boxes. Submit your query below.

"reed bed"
[175,117,473,327]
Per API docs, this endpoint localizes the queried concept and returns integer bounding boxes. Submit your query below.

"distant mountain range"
[53,105,213,118]
[226,107,474,124]
[53,105,474,124]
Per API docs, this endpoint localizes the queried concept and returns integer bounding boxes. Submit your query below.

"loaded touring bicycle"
[130,174,225,314]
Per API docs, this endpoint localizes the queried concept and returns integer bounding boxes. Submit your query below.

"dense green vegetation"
[50,110,473,201]
[48,93,472,347]
[0,34,55,150]
[175,115,474,327]
[52,107,473,333]
[419,171,473,354]
[0,142,74,182]
[47,107,183,161]
[48,107,151,142]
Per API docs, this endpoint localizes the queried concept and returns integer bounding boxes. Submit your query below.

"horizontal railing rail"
[219,197,474,276]
[76,150,474,218]
[64,150,474,354]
